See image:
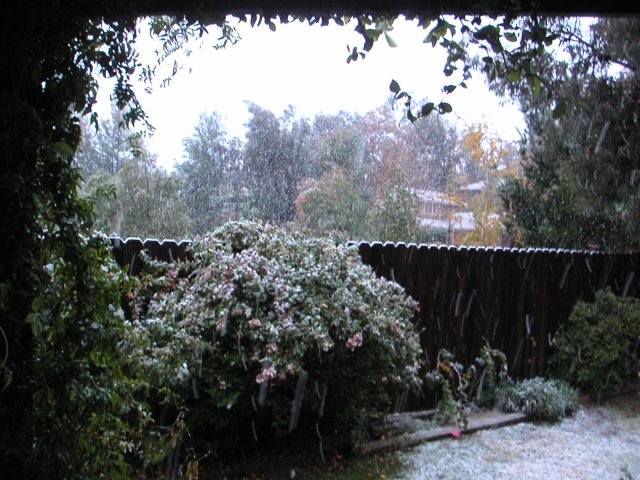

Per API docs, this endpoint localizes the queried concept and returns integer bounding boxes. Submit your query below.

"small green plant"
[496,377,578,421]
[548,289,640,401]
[473,346,509,408]
[424,350,469,429]
[424,346,509,430]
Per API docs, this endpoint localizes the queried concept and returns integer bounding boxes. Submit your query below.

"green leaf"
[552,99,567,119]
[365,28,382,40]
[384,32,397,48]
[31,296,42,312]
[421,103,435,117]
[508,70,522,82]
[489,38,503,54]
[443,84,457,94]
[25,312,42,340]
[531,76,542,96]
[504,32,518,42]
[51,141,74,157]
[544,34,560,46]
[439,102,453,114]
[389,79,401,93]
[268,21,276,32]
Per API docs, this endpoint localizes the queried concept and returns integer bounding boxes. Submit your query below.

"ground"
[393,391,640,480]
[206,390,640,479]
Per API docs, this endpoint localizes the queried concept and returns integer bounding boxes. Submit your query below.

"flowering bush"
[122,221,422,453]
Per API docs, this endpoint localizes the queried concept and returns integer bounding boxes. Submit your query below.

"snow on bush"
[122,221,422,452]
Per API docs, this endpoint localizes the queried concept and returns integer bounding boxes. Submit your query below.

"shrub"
[496,377,578,421]
[548,289,640,401]
[122,221,422,455]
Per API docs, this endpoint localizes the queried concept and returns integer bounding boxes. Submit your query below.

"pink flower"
[200,268,212,282]
[166,269,178,281]
[346,332,363,351]
[248,319,261,329]
[215,317,225,332]
[450,429,461,438]
[256,366,277,384]
[266,342,278,354]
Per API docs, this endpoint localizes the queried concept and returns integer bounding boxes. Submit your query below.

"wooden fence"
[110,237,640,380]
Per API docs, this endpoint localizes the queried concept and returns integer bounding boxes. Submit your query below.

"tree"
[357,104,462,195]
[458,123,520,246]
[408,114,462,192]
[75,105,140,177]
[308,125,366,176]
[365,168,422,243]
[499,19,640,250]
[294,167,370,239]
[243,104,312,224]
[82,151,192,239]
[178,112,245,234]
[0,11,145,476]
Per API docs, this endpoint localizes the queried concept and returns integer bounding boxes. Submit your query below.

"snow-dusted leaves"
[122,221,422,450]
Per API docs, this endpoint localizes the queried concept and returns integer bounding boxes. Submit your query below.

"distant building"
[458,180,486,200]
[414,181,489,244]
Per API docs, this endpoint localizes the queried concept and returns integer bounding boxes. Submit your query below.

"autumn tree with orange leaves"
[458,123,521,246]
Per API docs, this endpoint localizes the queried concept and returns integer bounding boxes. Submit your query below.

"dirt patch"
[393,392,640,480]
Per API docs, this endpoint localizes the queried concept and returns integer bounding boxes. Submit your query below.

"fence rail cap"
[108,236,626,256]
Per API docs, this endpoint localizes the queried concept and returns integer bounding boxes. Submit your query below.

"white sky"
[97,17,526,171]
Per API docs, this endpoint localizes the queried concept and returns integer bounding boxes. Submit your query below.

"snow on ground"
[393,393,640,480]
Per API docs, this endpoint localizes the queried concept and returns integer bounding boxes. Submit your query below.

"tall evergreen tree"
[243,104,311,224]
[178,112,244,234]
